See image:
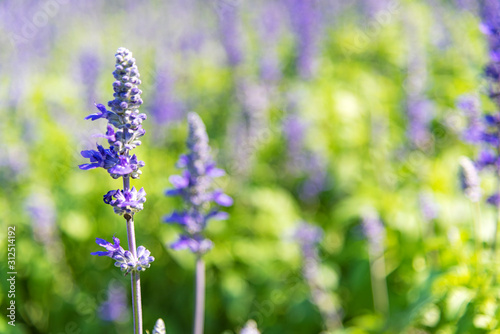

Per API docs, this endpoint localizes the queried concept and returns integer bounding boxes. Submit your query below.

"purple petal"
[488,193,500,206]
[177,155,189,168]
[206,164,226,178]
[169,174,189,189]
[213,191,233,206]
[163,211,188,224]
[78,163,99,170]
[81,150,96,158]
[95,103,107,113]
[91,251,111,256]
[205,210,229,221]
[112,235,120,247]
[171,236,192,250]
[95,238,110,247]
[165,189,182,196]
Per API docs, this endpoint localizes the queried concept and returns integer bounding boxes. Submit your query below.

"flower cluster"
[79,47,147,214]
[91,236,154,275]
[164,112,233,255]
[103,187,147,215]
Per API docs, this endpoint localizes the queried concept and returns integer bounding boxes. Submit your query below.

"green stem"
[369,248,389,316]
[124,176,142,334]
[194,256,205,334]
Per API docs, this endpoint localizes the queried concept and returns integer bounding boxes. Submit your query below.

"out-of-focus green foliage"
[0,0,497,333]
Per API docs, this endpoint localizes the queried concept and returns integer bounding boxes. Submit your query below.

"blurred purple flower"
[407,99,434,149]
[481,0,500,104]
[488,193,500,206]
[285,0,320,78]
[283,115,307,168]
[300,153,328,202]
[164,112,232,255]
[418,191,439,221]
[283,102,329,201]
[218,1,244,67]
[362,0,388,18]
[171,235,214,254]
[230,79,271,175]
[458,95,483,144]
[149,66,184,124]
[99,282,128,322]
[257,2,284,82]
[294,221,323,260]
[26,192,56,245]
[79,51,100,102]
[361,209,385,254]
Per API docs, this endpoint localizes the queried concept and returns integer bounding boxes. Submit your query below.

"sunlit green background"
[0,0,498,333]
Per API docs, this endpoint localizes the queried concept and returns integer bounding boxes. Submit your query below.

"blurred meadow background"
[0,0,498,333]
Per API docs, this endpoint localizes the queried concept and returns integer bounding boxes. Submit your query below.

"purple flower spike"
[164,112,232,255]
[79,48,146,198]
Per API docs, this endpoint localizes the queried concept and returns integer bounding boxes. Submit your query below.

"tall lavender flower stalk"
[164,112,233,334]
[285,0,320,79]
[404,9,434,150]
[217,1,243,67]
[459,1,500,259]
[481,0,500,256]
[79,47,153,334]
[361,209,389,315]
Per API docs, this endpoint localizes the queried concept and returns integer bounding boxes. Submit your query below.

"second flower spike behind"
[164,112,233,255]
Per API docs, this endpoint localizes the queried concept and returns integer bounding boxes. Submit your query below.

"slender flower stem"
[124,176,143,334]
[194,256,205,334]
[368,248,389,316]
